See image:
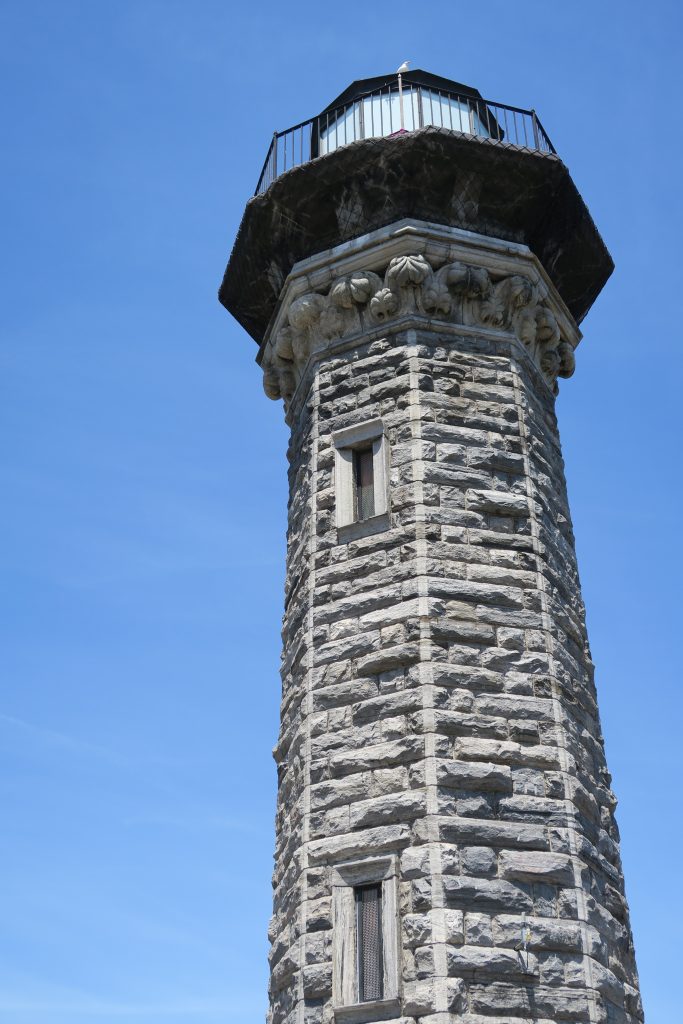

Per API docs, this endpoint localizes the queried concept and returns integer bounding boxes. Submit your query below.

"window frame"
[332,418,390,541]
[330,855,400,1022]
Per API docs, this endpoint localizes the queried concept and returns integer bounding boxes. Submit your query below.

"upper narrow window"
[332,418,390,538]
[354,448,375,521]
[356,884,383,1002]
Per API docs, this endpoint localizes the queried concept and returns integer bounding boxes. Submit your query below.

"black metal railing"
[255,83,555,195]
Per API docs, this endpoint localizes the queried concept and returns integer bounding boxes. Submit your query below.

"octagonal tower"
[219,70,642,1024]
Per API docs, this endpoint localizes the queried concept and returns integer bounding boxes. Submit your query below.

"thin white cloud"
[0,975,258,1019]
[0,714,217,771]
[122,812,259,832]
[0,994,256,1017]
[0,713,123,764]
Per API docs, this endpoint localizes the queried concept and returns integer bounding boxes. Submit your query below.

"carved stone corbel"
[261,253,575,406]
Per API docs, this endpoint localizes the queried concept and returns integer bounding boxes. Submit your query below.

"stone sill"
[337,512,391,544]
[333,997,401,1024]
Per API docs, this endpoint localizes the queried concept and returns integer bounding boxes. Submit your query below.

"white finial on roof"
[396,63,410,131]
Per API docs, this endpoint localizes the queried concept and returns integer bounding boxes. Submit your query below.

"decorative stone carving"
[386,253,431,288]
[261,253,576,405]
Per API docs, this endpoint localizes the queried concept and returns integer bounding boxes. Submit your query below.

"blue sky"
[1,1,680,1021]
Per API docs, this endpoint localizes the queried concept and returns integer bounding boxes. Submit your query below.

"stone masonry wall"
[266,265,642,1024]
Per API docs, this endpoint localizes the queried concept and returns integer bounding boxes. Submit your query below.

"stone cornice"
[259,221,581,408]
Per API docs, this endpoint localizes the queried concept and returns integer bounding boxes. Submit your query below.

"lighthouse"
[219,69,642,1024]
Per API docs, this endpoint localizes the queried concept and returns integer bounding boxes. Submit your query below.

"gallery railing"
[255,84,555,196]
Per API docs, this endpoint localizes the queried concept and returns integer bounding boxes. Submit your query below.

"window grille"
[356,884,383,1001]
[353,447,375,521]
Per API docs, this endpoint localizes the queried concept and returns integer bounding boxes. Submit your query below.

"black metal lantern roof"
[320,69,483,115]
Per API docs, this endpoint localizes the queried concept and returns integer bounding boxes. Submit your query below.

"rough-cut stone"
[466,489,530,516]
[443,876,533,913]
[492,914,586,952]
[403,982,437,1015]
[436,760,513,792]
[403,913,432,948]
[461,846,498,878]
[329,736,423,776]
[498,850,575,886]
[447,944,539,978]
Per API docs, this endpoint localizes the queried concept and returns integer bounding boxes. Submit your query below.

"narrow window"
[353,447,375,521]
[356,884,383,1001]
[332,419,390,536]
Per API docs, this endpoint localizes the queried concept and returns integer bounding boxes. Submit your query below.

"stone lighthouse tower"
[219,70,643,1024]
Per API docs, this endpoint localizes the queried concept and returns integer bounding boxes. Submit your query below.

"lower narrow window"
[353,447,375,521]
[356,884,383,1001]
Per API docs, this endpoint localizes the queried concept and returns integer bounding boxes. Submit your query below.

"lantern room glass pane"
[420,88,490,137]
[318,85,491,156]
[318,103,362,155]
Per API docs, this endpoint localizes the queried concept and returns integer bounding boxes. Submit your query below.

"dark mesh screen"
[356,884,383,1001]
[354,448,375,521]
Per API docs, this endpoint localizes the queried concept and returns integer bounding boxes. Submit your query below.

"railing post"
[531,109,540,150]
[272,131,278,181]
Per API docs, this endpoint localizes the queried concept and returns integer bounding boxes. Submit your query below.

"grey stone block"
[498,850,574,886]
[443,876,533,913]
[447,944,538,977]
[437,759,513,792]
